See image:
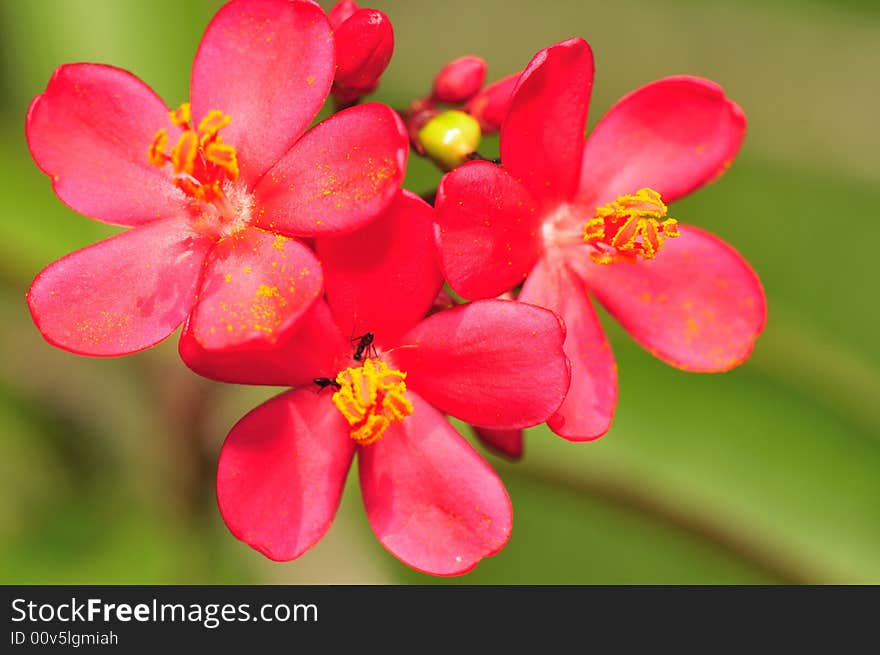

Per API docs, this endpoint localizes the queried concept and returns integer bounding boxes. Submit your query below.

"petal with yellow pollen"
[572,225,767,372]
[27,217,212,356]
[188,227,323,350]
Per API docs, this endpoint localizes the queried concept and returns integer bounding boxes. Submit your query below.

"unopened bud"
[332,8,394,107]
[464,72,519,133]
[431,55,487,104]
[328,0,360,29]
[417,110,482,171]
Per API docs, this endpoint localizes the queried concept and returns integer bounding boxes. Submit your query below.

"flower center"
[583,188,680,264]
[148,102,250,237]
[331,358,414,446]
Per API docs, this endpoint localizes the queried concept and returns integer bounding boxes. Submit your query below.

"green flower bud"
[416,110,482,171]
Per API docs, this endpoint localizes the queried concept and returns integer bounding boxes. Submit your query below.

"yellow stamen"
[584,187,680,263]
[148,129,168,167]
[583,217,606,242]
[173,177,203,199]
[205,139,240,181]
[331,359,413,446]
[169,102,191,128]
[198,110,232,136]
[149,104,240,196]
[351,414,390,446]
[171,131,199,175]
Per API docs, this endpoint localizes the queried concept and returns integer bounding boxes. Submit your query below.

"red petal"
[316,191,442,345]
[394,300,570,429]
[27,218,211,356]
[435,160,542,300]
[217,389,355,562]
[254,103,407,236]
[188,227,323,350]
[577,76,746,207]
[359,393,511,576]
[332,9,394,106]
[472,426,523,460]
[26,64,185,227]
[571,226,767,372]
[519,252,617,440]
[501,38,594,207]
[464,72,519,133]
[190,0,334,185]
[180,299,348,386]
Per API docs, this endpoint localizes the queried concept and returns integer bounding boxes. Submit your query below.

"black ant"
[352,332,375,361]
[313,377,341,391]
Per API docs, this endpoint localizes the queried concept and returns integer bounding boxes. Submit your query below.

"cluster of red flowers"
[25,0,766,576]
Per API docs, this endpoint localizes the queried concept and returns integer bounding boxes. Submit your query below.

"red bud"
[464,72,520,133]
[328,0,360,29]
[431,55,487,104]
[331,8,394,107]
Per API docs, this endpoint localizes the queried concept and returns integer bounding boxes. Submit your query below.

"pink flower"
[435,38,767,446]
[26,0,407,357]
[182,192,571,575]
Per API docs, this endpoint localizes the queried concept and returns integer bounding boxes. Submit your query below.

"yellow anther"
[174,177,202,198]
[169,102,192,128]
[171,131,199,175]
[351,414,390,446]
[583,217,606,242]
[148,129,168,167]
[149,104,239,212]
[205,139,240,181]
[198,110,232,136]
[585,187,680,263]
[331,359,413,446]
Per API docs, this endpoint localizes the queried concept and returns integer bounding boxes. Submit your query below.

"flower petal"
[27,218,211,356]
[571,225,767,372]
[180,299,348,386]
[519,251,617,440]
[217,388,355,562]
[359,392,511,576]
[577,76,746,207]
[501,38,594,207]
[435,160,542,300]
[394,300,570,429]
[187,227,323,351]
[464,72,519,133]
[26,64,185,227]
[190,0,334,185]
[471,426,523,460]
[254,103,407,236]
[316,191,442,345]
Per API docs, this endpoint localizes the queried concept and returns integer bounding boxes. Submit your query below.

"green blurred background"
[1,0,878,584]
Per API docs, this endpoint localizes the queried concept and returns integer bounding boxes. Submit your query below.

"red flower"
[435,38,767,446]
[26,0,407,357]
[183,192,571,575]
